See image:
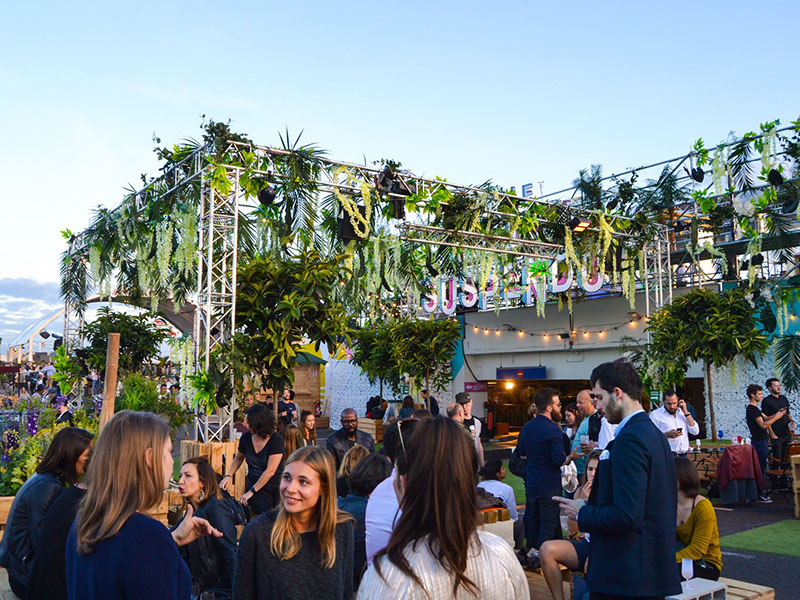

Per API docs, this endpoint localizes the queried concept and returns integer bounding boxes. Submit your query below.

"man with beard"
[762,378,795,466]
[325,408,375,469]
[518,387,577,566]
[556,359,680,600]
[650,390,699,454]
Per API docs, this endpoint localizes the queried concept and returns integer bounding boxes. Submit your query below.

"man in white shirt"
[649,390,699,454]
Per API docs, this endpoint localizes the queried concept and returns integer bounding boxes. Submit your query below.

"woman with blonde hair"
[336,444,370,497]
[235,446,354,600]
[66,411,221,600]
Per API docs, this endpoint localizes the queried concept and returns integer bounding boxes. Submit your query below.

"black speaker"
[337,205,368,241]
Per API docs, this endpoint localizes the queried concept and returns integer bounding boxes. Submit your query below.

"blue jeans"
[524,489,562,550]
[753,439,769,477]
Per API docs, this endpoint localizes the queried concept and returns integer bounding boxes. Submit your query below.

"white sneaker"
[757,495,773,503]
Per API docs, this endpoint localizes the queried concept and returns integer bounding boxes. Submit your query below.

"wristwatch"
[249,486,256,494]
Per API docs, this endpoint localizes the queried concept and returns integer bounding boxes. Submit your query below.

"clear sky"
[1,0,799,350]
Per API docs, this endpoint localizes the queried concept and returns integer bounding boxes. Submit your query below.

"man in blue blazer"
[556,359,681,600]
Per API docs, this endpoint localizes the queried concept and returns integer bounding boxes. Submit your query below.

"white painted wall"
[707,345,800,440]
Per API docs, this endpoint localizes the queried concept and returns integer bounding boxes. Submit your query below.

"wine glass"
[681,558,694,589]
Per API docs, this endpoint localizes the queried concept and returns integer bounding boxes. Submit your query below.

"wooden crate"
[180,440,247,500]
[0,497,13,543]
[358,419,376,440]
[145,489,182,526]
[795,489,800,519]
[718,577,774,600]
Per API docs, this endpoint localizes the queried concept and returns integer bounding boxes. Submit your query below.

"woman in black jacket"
[0,427,92,598]
[176,457,237,598]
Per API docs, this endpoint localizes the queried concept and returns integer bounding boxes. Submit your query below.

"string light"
[494,329,501,336]
[583,331,590,338]
[518,331,524,337]
[473,326,479,333]
[483,328,490,335]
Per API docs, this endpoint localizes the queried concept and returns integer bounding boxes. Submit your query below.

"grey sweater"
[234,510,354,600]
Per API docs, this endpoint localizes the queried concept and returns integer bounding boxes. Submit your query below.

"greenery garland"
[332,166,372,239]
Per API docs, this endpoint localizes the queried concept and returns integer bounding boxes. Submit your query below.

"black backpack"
[218,484,249,526]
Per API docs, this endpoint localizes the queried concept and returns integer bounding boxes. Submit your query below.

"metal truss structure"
[66,139,675,440]
[193,168,241,442]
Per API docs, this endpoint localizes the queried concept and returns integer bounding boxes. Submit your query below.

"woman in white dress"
[358,416,529,600]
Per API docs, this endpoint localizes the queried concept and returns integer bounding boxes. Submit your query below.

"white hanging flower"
[761,287,773,303]
[744,291,755,308]
[732,196,755,217]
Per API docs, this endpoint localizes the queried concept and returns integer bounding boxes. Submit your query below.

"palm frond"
[775,334,800,392]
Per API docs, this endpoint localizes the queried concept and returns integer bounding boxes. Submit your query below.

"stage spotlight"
[569,216,591,233]
[258,184,276,206]
[39,331,51,339]
[768,169,784,186]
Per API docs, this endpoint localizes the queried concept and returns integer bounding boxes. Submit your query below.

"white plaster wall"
[324,359,381,427]
[324,358,454,428]
[708,346,800,440]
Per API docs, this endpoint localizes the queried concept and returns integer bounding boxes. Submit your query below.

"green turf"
[502,460,526,506]
[719,519,800,557]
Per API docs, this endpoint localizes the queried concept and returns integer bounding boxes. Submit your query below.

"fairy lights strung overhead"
[466,317,644,340]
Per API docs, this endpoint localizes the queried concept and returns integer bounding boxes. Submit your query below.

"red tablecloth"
[717,444,764,491]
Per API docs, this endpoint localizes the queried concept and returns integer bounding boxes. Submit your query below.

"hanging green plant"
[187,369,218,416]
[156,221,173,286]
[332,166,372,239]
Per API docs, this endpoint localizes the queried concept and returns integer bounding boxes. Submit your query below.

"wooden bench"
[718,577,774,600]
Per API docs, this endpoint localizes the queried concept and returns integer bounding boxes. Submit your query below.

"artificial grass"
[719,519,800,557]
[502,459,526,506]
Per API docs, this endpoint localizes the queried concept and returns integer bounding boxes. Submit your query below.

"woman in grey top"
[358,417,528,600]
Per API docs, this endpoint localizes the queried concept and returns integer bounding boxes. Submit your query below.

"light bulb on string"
[583,331,590,338]
[543,334,549,340]
[483,329,490,335]
[495,329,501,336]
[518,330,524,337]
[473,326,479,333]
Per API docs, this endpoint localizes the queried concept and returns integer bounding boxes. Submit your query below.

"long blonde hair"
[270,446,352,568]
[337,444,369,478]
[76,411,170,554]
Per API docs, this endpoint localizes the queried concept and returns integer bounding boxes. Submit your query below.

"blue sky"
[1,0,799,351]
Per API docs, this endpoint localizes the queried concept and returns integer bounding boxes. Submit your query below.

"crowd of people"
[0,359,794,599]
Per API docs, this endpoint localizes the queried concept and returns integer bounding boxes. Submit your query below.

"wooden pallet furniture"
[718,577,775,600]
[179,440,247,500]
[0,497,13,544]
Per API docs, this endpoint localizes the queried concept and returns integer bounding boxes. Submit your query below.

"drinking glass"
[695,439,701,451]
[681,558,694,588]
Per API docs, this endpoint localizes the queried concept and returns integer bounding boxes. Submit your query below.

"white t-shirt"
[598,416,617,450]
[365,469,400,564]
[477,479,518,520]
